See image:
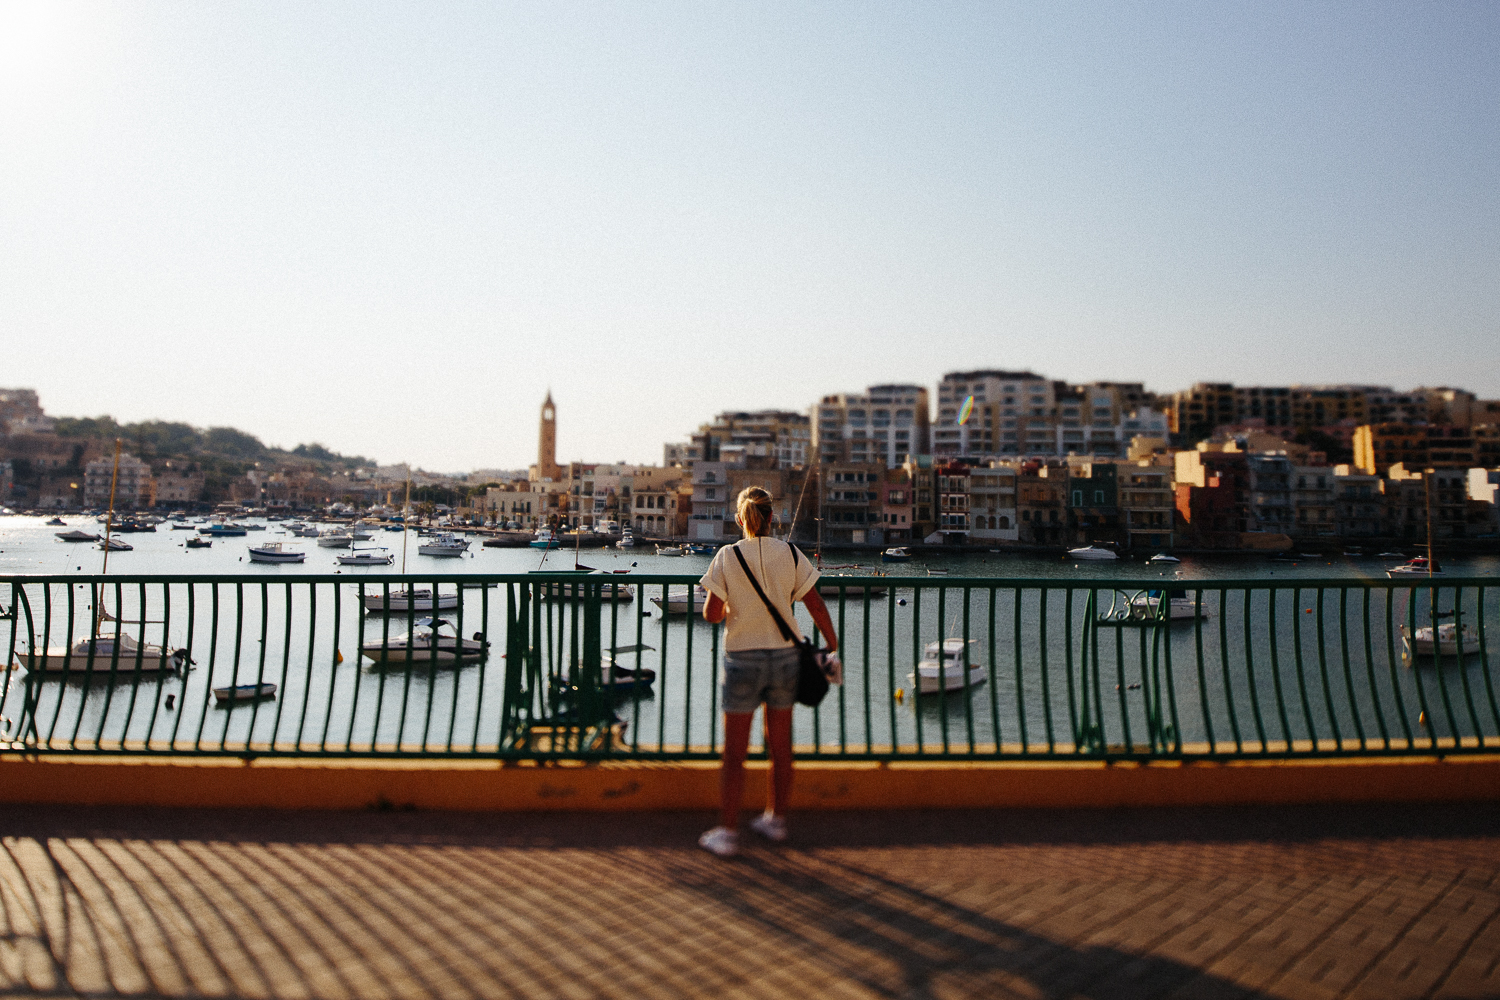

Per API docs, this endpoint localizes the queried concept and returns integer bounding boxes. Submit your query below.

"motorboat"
[818,575,888,597]
[601,644,656,695]
[1388,557,1441,578]
[360,587,459,613]
[45,517,66,526]
[684,543,715,555]
[909,638,987,694]
[1131,589,1208,621]
[350,524,377,540]
[213,682,277,704]
[881,547,912,563]
[655,544,686,557]
[1401,622,1482,659]
[19,631,189,676]
[336,548,394,566]
[185,536,212,549]
[98,537,132,551]
[1147,553,1180,564]
[1068,546,1118,561]
[114,518,156,533]
[55,529,101,542]
[649,585,708,614]
[535,574,636,602]
[248,542,306,563]
[199,523,248,537]
[360,618,487,666]
[418,532,470,557]
[529,529,561,550]
[244,523,266,531]
[616,530,636,549]
[316,530,354,548]
[170,522,197,530]
[1377,551,1405,558]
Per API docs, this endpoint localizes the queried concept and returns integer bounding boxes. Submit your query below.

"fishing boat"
[655,544,686,557]
[336,547,394,566]
[98,537,132,551]
[909,639,987,694]
[19,631,190,676]
[55,529,101,542]
[418,532,470,557]
[649,585,708,614]
[248,542,306,563]
[529,529,561,550]
[213,682,277,704]
[1067,545,1118,561]
[360,618,487,666]
[881,547,912,563]
[185,536,212,549]
[1401,622,1482,659]
[360,588,459,613]
[316,529,354,548]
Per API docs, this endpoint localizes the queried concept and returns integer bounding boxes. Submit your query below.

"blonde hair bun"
[736,486,775,537]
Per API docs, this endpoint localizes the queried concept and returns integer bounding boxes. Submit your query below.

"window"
[1095,491,1104,504]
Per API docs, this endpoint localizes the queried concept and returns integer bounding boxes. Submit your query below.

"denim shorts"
[721,646,801,714]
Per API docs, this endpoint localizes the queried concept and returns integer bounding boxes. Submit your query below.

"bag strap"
[731,544,799,644]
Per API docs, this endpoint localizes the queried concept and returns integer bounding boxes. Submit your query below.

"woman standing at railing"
[697,486,838,857]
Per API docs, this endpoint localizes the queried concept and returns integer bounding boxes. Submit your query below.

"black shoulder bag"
[731,543,829,707]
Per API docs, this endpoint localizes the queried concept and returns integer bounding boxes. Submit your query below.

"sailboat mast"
[401,478,411,575]
[1424,470,1434,578]
[100,439,121,576]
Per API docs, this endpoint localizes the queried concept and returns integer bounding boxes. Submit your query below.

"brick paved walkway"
[1,802,1497,999]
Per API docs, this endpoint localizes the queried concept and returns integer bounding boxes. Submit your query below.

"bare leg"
[764,706,794,817]
[720,711,754,830]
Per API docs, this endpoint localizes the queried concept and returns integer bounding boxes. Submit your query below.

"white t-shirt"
[699,536,821,652]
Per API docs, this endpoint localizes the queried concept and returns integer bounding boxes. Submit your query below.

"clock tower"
[533,391,561,482]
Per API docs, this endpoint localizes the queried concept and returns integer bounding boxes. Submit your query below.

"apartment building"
[1174,447,1250,548]
[1333,466,1384,538]
[1117,461,1174,550]
[819,463,884,544]
[879,468,914,542]
[902,455,938,540]
[933,370,1051,458]
[688,410,810,469]
[689,461,734,541]
[1246,454,1294,534]
[1383,465,1470,540]
[967,464,1018,542]
[1066,461,1120,546]
[935,461,970,543]
[154,468,205,506]
[812,385,929,468]
[1016,463,1066,545]
[1290,466,1336,539]
[83,452,150,509]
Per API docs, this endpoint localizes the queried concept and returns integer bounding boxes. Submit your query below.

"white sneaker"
[698,826,739,857]
[749,812,788,843]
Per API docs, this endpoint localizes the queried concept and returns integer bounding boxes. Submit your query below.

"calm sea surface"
[3,515,1497,754]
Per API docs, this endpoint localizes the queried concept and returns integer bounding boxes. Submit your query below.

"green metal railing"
[2,572,1495,761]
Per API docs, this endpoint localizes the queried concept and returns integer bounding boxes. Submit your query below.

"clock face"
[544,408,554,421]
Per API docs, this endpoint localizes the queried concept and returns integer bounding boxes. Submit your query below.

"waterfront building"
[819,462,885,545]
[1383,465,1471,540]
[688,461,734,541]
[813,385,929,468]
[154,467,205,506]
[1174,444,1250,548]
[1246,454,1295,535]
[935,461,970,544]
[691,410,810,469]
[1332,466,1385,539]
[1468,468,1500,536]
[627,467,688,538]
[967,464,1018,542]
[1290,466,1337,540]
[934,370,1052,458]
[1015,462,1066,545]
[902,455,938,540]
[1065,460,1121,547]
[1169,383,1238,441]
[878,467,914,542]
[1117,461,1174,550]
[83,452,150,509]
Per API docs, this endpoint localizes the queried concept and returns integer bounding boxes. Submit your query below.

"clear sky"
[3,1,1497,472]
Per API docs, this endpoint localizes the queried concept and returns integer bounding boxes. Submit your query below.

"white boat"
[336,549,394,566]
[1388,557,1441,578]
[529,529,561,550]
[656,544,685,557]
[1147,553,1180,564]
[1402,623,1482,659]
[316,530,354,549]
[536,576,636,602]
[198,522,248,537]
[616,530,636,549]
[1131,589,1208,621]
[360,588,460,613]
[19,632,189,676]
[98,537,132,551]
[418,532,470,557]
[909,639,987,694]
[1068,545,1118,561]
[213,682,277,704]
[360,618,486,666]
[350,524,377,540]
[248,542,306,563]
[881,547,912,563]
[55,529,101,542]
[649,585,708,614]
